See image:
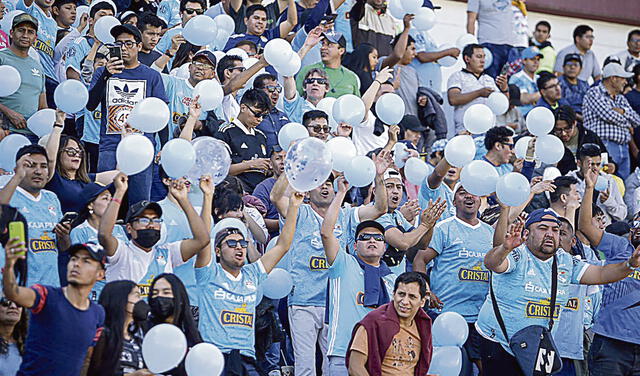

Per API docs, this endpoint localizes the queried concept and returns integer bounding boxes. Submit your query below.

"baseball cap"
[193,50,217,67]
[524,208,560,228]
[521,46,542,60]
[399,115,427,132]
[382,168,402,181]
[68,243,107,268]
[110,24,142,43]
[125,200,163,223]
[12,13,38,30]
[322,30,346,48]
[603,62,633,79]
[431,139,448,153]
[563,53,582,66]
[355,220,385,238]
[78,183,114,211]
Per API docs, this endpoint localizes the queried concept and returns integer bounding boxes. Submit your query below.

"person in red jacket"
[346,272,433,376]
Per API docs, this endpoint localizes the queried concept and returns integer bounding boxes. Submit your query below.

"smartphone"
[108,45,122,61]
[59,212,78,225]
[320,14,337,24]
[600,152,609,168]
[8,221,26,256]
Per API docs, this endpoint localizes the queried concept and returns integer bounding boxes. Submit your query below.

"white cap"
[602,63,633,79]
[382,168,401,181]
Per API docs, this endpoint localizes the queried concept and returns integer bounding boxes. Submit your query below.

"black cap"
[110,24,142,43]
[53,0,76,7]
[68,243,107,268]
[78,183,114,210]
[399,114,427,132]
[355,220,385,238]
[563,53,582,66]
[193,50,217,67]
[12,13,38,30]
[322,30,346,48]
[606,221,631,236]
[214,227,244,247]
[125,200,162,223]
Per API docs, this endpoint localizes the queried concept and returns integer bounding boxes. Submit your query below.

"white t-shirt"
[106,239,185,283]
[352,111,389,156]
[447,69,499,133]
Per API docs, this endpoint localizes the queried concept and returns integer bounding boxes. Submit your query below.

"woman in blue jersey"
[87,280,153,376]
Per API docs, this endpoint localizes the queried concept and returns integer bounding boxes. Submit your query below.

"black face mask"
[132,300,150,322]
[135,228,161,248]
[149,296,174,320]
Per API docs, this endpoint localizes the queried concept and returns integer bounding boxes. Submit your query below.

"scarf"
[355,255,392,308]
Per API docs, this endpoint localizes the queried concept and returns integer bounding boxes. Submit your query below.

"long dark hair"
[0,204,28,286]
[0,300,28,355]
[344,43,377,73]
[87,280,138,376]
[57,136,91,183]
[148,274,202,347]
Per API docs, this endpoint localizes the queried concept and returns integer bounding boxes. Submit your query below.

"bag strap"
[548,255,558,331]
[489,273,510,341]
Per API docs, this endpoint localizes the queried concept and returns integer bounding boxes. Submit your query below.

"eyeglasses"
[543,83,560,90]
[553,125,574,135]
[228,66,246,73]
[264,85,282,93]
[357,233,385,242]
[192,61,214,70]
[134,217,163,226]
[184,8,204,14]
[224,239,249,248]
[307,124,329,133]
[246,106,268,118]
[630,38,640,44]
[63,147,84,157]
[0,298,17,308]
[115,40,137,48]
[304,78,328,86]
[501,142,514,150]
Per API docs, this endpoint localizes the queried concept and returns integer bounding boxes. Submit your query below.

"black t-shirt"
[138,50,169,74]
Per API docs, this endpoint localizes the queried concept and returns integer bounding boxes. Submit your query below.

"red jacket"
[345,302,433,376]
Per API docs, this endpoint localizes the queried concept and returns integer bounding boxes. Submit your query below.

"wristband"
[53,123,64,128]
[165,50,174,58]
[111,197,122,205]
[626,259,639,271]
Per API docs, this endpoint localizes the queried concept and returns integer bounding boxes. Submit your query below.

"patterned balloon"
[185,137,231,185]
[284,137,333,192]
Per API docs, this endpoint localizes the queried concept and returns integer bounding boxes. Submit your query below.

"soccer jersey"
[429,216,494,321]
[376,209,414,275]
[554,283,588,359]
[282,93,315,124]
[476,246,590,354]
[409,29,442,92]
[10,187,63,287]
[224,30,279,51]
[508,70,538,116]
[418,180,455,222]
[17,0,57,80]
[64,36,92,75]
[81,108,102,144]
[195,260,267,358]
[327,250,396,357]
[157,0,180,28]
[161,74,195,137]
[155,27,182,69]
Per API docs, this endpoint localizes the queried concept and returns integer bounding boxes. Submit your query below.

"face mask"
[149,296,174,320]
[135,228,161,248]
[132,300,150,322]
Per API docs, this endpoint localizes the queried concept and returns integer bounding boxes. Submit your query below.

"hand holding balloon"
[169,33,186,56]
[336,175,350,194]
[402,13,414,30]
[55,109,66,126]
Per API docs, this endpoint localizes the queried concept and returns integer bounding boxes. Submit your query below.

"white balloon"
[284,137,333,192]
[186,137,231,185]
[514,136,532,159]
[387,0,405,19]
[535,134,564,164]
[486,92,509,115]
[483,47,493,70]
[326,136,357,172]
[194,79,224,111]
[496,172,531,207]
[1,11,24,34]
[182,15,216,46]
[332,95,365,126]
[0,134,31,171]
[38,134,50,147]
[263,268,294,299]
[94,16,120,44]
[213,14,235,34]
[412,7,436,31]
[212,28,232,50]
[316,97,338,131]
[432,312,469,347]
[226,47,249,61]
[463,104,495,134]
[275,53,301,77]
[212,50,226,62]
[127,97,170,133]
[543,167,561,181]
[460,160,499,196]
[185,343,224,376]
[405,157,432,185]
[444,135,476,167]
[54,79,89,113]
[72,5,89,28]
[0,65,21,97]
[455,33,478,50]
[526,106,555,136]
[116,134,154,175]
[161,138,196,178]
[264,38,294,67]
[400,0,422,14]
[344,155,376,187]
[393,142,410,168]
[375,93,405,125]
[142,324,187,373]
[27,109,56,138]
[278,122,309,151]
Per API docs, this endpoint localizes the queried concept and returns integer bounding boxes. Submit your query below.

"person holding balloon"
[418,156,460,222]
[154,0,205,70]
[482,126,515,177]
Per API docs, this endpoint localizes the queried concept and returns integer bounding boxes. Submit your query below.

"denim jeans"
[588,334,640,375]
[328,355,348,376]
[481,43,513,78]
[97,148,153,204]
[602,139,631,180]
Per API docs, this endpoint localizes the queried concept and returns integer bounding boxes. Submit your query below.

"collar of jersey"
[16,186,43,202]
[232,118,255,135]
[454,216,482,229]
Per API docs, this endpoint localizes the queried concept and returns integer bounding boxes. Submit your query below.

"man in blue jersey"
[223,2,297,51]
[87,24,167,204]
[0,145,70,287]
[269,151,392,376]
[578,167,640,374]
[154,0,205,70]
[418,155,460,222]
[477,201,640,374]
[195,179,304,375]
[98,173,210,297]
[483,126,515,177]
[414,182,495,374]
[3,241,105,376]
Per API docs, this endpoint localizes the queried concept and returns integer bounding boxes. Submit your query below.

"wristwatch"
[164,50,174,58]
[626,259,639,271]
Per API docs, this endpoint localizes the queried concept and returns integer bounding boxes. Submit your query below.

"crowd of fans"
[0,0,640,375]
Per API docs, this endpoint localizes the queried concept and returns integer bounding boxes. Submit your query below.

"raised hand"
[504,217,525,251]
[388,124,400,143]
[629,245,640,268]
[290,191,305,207]
[531,180,555,195]
[113,173,128,193]
[199,174,214,196]
[373,150,393,175]
[584,163,598,188]
[399,199,420,222]
[375,66,393,84]
[402,14,414,30]
[336,175,349,194]
[420,198,447,229]
[188,95,202,119]
[4,237,27,267]
[55,109,66,125]
[304,26,323,48]
[169,179,189,202]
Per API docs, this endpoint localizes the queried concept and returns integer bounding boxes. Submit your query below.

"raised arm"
[270,173,291,217]
[2,238,36,308]
[321,177,349,265]
[0,158,27,205]
[385,199,446,251]
[578,165,604,247]
[416,48,460,64]
[278,0,298,38]
[223,56,269,95]
[484,217,524,273]
[195,175,214,268]
[179,96,201,142]
[98,173,127,256]
[171,180,210,261]
[357,150,392,220]
[260,192,304,272]
[426,156,451,190]
[45,111,65,181]
[152,34,185,71]
[579,248,640,285]
[380,15,412,69]
[361,68,392,120]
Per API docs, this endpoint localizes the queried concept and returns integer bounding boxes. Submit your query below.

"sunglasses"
[192,61,214,70]
[265,85,282,93]
[134,217,163,226]
[357,233,385,242]
[184,8,204,14]
[63,147,84,157]
[246,106,268,118]
[224,239,249,248]
[304,78,328,86]
[228,66,246,73]
[115,40,137,48]
[501,142,514,150]
[308,124,329,133]
[0,298,17,308]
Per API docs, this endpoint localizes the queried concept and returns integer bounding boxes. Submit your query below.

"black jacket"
[557,124,606,175]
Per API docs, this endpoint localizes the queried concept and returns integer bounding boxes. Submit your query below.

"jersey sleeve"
[195,263,213,286]
[569,255,590,284]
[246,259,268,285]
[376,214,395,231]
[504,247,523,274]
[16,0,31,11]
[167,241,187,268]
[65,39,86,73]
[428,224,444,254]
[328,247,348,278]
[29,284,50,314]
[598,232,633,264]
[447,71,462,91]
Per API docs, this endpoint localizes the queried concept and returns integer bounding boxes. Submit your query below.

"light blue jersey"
[287,204,359,307]
[161,74,195,137]
[64,36,92,75]
[327,250,396,357]
[376,209,414,275]
[195,260,267,358]
[476,246,590,354]
[334,0,354,52]
[157,0,181,28]
[429,216,494,321]
[81,108,102,144]
[155,27,182,69]
[418,180,455,222]
[409,30,442,92]
[482,157,513,177]
[508,70,538,116]
[10,187,62,286]
[17,0,57,80]
[282,93,315,124]
[554,283,587,359]
[70,220,129,301]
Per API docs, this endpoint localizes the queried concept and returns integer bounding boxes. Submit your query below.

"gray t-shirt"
[0,48,45,134]
[554,44,602,83]
[377,58,420,117]
[467,0,515,46]
[0,342,22,376]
